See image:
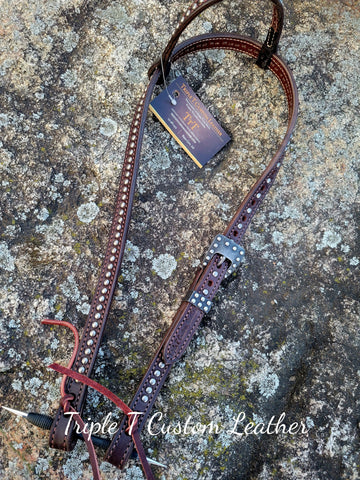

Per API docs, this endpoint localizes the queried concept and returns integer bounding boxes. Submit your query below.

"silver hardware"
[150,378,156,385]
[187,291,213,313]
[203,234,245,278]
[154,370,161,377]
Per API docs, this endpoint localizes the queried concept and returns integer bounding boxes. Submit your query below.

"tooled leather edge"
[105,33,298,469]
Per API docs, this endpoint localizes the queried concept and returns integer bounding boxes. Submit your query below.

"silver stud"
[277,162,281,168]
[238,224,243,229]
[141,395,149,403]
[123,187,128,192]
[247,208,252,213]
[267,178,271,183]
[107,264,113,270]
[96,305,103,311]
[82,357,88,365]
[198,302,203,307]
[99,296,105,302]
[124,179,129,185]
[217,236,222,241]
[257,193,261,198]
[113,240,119,246]
[225,241,230,246]
[146,387,152,394]
[85,348,91,355]
[206,255,211,261]
[118,217,123,223]
[203,289,209,295]
[232,246,237,251]
[87,339,94,346]
[227,269,232,275]
[122,194,127,200]
[159,362,165,369]
[213,271,219,277]
[102,288,108,294]
[201,297,205,302]
[104,279,110,286]
[111,248,117,254]
[116,225,122,231]
[210,249,214,254]
[78,367,85,373]
[154,370,161,377]
[233,264,237,268]
[110,256,116,262]
[119,209,124,216]
[191,299,196,304]
[105,272,111,278]
[214,243,218,248]
[92,322,98,328]
[236,257,241,262]
[150,378,156,385]
[90,330,96,337]
[195,293,199,298]
[204,306,208,312]
[240,251,245,255]
[120,202,126,208]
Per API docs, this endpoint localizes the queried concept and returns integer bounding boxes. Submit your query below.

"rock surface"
[0,0,359,479]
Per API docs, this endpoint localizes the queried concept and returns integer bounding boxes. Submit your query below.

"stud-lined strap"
[104,33,298,469]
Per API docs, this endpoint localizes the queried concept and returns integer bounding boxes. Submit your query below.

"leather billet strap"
[148,0,284,79]
[105,34,298,468]
[48,0,298,472]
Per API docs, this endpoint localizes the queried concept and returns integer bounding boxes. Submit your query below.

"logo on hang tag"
[149,76,231,168]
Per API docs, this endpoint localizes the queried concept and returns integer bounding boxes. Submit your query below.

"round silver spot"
[87,339,94,346]
[146,387,152,394]
[102,288,108,294]
[115,230,121,236]
[113,240,119,246]
[233,264,237,268]
[110,256,116,263]
[123,187,128,192]
[128,149,134,155]
[85,348,91,355]
[204,306,208,312]
[95,313,101,320]
[78,367,85,373]
[257,193,261,198]
[118,217,123,223]
[203,289,209,295]
[104,279,110,286]
[111,248,117,254]
[116,225,122,231]
[217,236,222,241]
[96,305,103,311]
[105,272,111,278]
[207,301,211,306]
[198,302,203,307]
[225,241,230,246]
[130,142,135,148]
[124,179,129,185]
[191,299,196,304]
[212,271,219,278]
[119,209,124,216]
[99,296,105,302]
[142,395,149,403]
[214,243,218,248]
[227,269,232,275]
[277,162,281,168]
[233,246,237,251]
[240,251,245,255]
[150,378,156,386]
[195,293,199,298]
[154,370,161,377]
[107,264,113,270]
[201,297,205,302]
[267,178,271,183]
[247,208,252,213]
[92,322,99,328]
[238,224,243,229]
[90,330,96,337]
[120,202,126,208]
[236,257,241,262]
[206,255,211,261]
[126,164,131,170]
[82,357,88,365]
[159,362,165,369]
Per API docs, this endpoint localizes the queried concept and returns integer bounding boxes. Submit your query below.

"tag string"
[160,54,177,105]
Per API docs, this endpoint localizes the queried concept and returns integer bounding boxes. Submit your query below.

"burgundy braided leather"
[47,0,299,477]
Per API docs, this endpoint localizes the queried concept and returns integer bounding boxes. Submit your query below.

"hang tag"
[149,76,231,168]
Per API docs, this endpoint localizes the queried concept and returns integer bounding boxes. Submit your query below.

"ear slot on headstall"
[148,0,284,82]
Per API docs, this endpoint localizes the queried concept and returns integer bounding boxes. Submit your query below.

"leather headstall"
[41,0,299,478]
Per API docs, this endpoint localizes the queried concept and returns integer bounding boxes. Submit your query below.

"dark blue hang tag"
[149,76,231,168]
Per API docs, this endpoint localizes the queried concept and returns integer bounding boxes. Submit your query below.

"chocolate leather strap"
[48,1,298,474]
[148,0,284,79]
[104,33,298,469]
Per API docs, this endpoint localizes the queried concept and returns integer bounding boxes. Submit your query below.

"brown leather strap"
[104,33,298,469]
[148,0,284,80]
[48,2,298,474]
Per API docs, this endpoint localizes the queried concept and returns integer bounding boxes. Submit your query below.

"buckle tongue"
[203,234,245,278]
